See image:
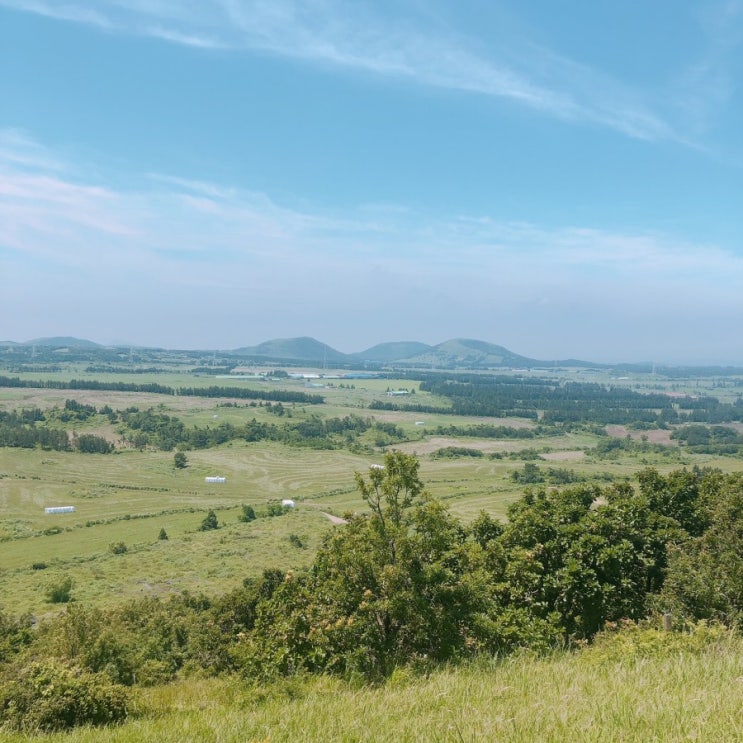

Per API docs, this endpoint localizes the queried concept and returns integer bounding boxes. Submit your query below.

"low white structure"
[204,476,227,483]
[281,499,296,508]
[45,506,75,514]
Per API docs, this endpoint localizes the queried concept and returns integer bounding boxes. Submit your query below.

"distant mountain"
[3,334,603,368]
[227,336,599,369]
[231,337,349,363]
[26,337,102,349]
[399,338,539,368]
[353,341,433,363]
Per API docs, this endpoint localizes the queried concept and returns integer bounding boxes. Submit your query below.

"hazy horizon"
[2,332,741,367]
[2,2,742,366]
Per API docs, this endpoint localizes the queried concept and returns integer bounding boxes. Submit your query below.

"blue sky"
[1,1,742,363]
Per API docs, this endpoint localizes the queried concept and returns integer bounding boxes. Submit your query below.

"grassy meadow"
[2,627,742,742]
[3,360,743,741]
[3,365,743,619]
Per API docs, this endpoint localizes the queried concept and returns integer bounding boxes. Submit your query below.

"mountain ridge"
[0,335,631,369]
[230,336,596,369]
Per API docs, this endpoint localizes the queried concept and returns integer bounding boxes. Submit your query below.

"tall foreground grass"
[5,627,742,742]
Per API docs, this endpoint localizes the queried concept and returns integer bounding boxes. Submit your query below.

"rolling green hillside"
[352,340,433,362]
[231,337,349,363]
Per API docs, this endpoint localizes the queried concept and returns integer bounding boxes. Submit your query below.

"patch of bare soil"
[84,422,121,444]
[540,450,585,462]
[370,412,535,429]
[321,512,348,525]
[391,437,528,455]
[605,425,676,446]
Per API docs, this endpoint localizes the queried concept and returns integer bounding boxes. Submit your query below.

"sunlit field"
[3,629,742,742]
[3,362,743,620]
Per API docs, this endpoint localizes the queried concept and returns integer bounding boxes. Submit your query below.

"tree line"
[117,408,405,451]
[0,376,324,404]
[411,374,743,425]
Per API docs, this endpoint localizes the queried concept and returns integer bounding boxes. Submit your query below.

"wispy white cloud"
[145,25,227,49]
[3,128,740,281]
[0,129,67,172]
[2,128,742,362]
[0,0,678,141]
[1,0,113,28]
[670,0,743,134]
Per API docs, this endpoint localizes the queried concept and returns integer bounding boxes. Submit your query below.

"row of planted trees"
[2,453,743,731]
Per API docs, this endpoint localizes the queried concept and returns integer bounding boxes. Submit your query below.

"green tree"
[242,455,492,679]
[659,472,743,626]
[497,481,680,639]
[74,433,113,454]
[158,527,168,540]
[637,467,710,536]
[354,451,425,563]
[174,451,187,469]
[238,504,256,523]
[199,509,219,531]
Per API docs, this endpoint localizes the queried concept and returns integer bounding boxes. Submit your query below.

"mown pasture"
[3,366,743,620]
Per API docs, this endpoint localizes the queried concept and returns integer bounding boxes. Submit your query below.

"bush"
[158,527,168,540]
[199,509,219,531]
[431,446,484,459]
[46,576,74,604]
[174,451,187,469]
[109,542,128,555]
[0,611,34,665]
[239,504,256,523]
[0,660,130,732]
[587,620,733,662]
[74,433,114,454]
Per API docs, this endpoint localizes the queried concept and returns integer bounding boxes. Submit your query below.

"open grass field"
[3,364,743,620]
[3,361,743,741]
[3,628,742,742]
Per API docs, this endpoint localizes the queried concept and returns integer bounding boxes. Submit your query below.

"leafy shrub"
[239,504,256,522]
[158,527,168,540]
[198,509,219,531]
[46,576,73,604]
[288,533,304,548]
[511,462,543,483]
[0,611,34,664]
[109,541,128,555]
[431,446,484,459]
[587,619,733,663]
[31,561,47,570]
[656,471,743,624]
[0,660,129,732]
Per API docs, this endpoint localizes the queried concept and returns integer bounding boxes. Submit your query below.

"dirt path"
[321,512,348,525]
